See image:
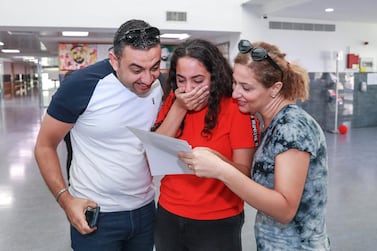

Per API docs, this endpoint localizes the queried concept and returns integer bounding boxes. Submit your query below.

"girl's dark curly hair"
[166,39,233,138]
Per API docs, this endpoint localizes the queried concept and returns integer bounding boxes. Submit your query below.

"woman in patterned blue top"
[178,40,331,250]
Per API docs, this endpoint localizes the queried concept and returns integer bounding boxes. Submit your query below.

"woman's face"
[232,63,271,114]
[176,56,211,92]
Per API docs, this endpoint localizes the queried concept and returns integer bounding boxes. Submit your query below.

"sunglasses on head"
[117,26,160,45]
[238,39,283,79]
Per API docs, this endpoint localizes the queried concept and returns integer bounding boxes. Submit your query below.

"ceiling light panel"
[1,49,20,53]
[62,31,89,37]
[160,33,190,40]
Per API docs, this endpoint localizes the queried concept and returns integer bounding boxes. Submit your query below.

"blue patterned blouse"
[252,105,331,250]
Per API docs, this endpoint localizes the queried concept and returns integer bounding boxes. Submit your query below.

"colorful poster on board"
[160,45,175,70]
[59,43,97,70]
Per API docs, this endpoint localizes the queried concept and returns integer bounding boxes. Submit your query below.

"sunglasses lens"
[237,40,283,79]
[124,33,138,43]
[147,27,160,38]
[119,27,160,44]
[238,40,252,53]
[251,48,267,61]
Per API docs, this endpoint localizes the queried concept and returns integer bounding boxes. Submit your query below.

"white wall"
[237,4,377,72]
[1,1,377,72]
[254,17,377,72]
[0,0,243,33]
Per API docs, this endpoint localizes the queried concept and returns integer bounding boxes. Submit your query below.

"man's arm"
[34,113,72,200]
[34,114,97,234]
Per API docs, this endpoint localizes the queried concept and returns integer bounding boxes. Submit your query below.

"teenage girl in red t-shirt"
[152,39,260,251]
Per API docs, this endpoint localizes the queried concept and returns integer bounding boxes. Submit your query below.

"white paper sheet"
[127,127,193,176]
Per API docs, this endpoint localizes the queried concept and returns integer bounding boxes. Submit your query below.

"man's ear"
[108,51,119,72]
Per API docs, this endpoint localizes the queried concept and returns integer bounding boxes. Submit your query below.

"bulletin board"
[216,42,230,62]
[59,43,97,70]
[160,45,175,71]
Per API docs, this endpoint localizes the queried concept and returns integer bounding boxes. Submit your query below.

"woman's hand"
[178,147,226,179]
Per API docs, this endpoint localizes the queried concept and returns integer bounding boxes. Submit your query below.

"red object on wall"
[346,53,359,68]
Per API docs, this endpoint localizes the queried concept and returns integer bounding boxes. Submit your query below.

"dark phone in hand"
[85,206,100,228]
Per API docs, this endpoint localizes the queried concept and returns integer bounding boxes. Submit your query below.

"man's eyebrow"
[129,63,143,70]
[129,60,161,70]
[152,60,161,69]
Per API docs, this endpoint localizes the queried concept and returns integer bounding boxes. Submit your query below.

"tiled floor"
[1,90,376,251]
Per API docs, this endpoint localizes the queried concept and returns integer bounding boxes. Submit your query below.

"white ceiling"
[243,0,377,23]
[0,27,234,61]
[1,0,376,62]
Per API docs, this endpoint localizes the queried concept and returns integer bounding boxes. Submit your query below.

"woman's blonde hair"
[234,41,309,102]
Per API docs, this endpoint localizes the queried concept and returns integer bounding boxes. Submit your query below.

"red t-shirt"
[155,92,258,220]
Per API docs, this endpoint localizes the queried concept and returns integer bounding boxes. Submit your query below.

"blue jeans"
[154,204,244,251]
[71,201,156,251]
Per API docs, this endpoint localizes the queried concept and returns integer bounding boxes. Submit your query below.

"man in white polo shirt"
[34,19,163,251]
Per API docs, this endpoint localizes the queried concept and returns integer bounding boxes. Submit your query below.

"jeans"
[154,204,244,251]
[71,201,156,251]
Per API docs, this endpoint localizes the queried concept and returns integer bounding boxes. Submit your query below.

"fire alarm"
[364,41,369,45]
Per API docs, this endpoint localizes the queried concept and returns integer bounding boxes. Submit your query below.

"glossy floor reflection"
[0,92,376,251]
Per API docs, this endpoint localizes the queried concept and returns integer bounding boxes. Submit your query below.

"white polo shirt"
[47,59,163,212]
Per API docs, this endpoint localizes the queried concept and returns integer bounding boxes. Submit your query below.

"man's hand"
[60,193,99,234]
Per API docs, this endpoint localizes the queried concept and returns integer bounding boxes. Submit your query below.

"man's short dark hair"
[112,19,160,58]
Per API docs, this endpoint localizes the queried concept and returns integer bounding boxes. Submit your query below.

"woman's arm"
[205,148,255,176]
[179,147,309,224]
[232,148,255,176]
